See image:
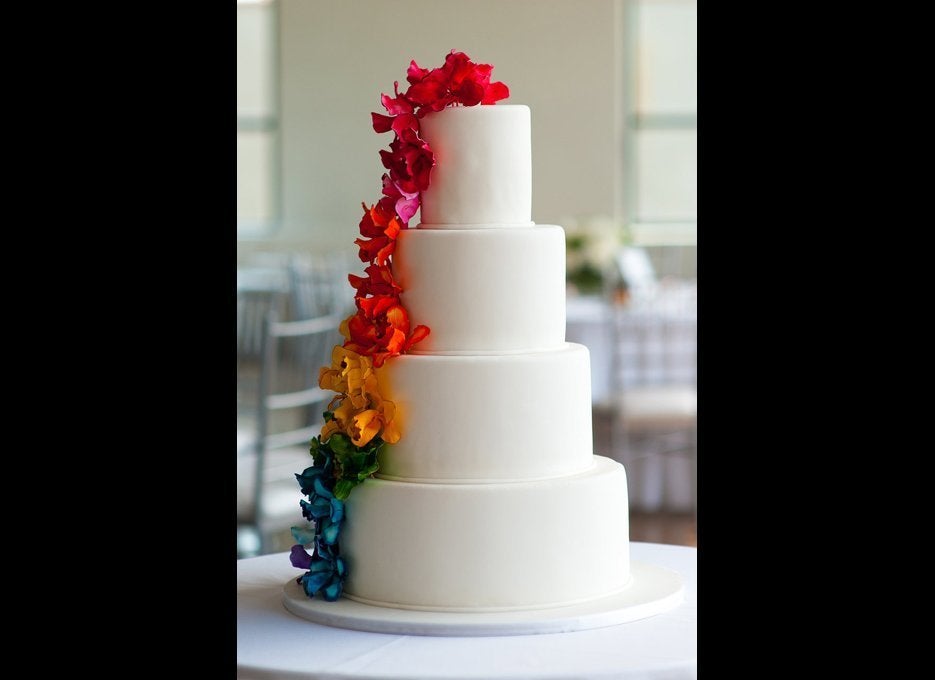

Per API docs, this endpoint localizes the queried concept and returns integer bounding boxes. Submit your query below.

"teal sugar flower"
[291,444,349,601]
[291,535,347,601]
[299,551,347,601]
[295,461,332,497]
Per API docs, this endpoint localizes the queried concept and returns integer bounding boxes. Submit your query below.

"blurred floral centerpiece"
[564,215,629,295]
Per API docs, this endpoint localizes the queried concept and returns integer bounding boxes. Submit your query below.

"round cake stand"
[281,560,683,637]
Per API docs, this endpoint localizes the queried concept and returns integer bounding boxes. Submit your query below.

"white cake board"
[281,560,683,637]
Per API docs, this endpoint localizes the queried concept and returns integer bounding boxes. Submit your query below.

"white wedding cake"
[339,104,632,612]
[287,53,636,622]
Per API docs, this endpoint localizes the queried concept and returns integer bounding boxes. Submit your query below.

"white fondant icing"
[376,343,593,482]
[418,105,532,227]
[303,100,637,617]
[392,226,566,353]
[342,456,630,611]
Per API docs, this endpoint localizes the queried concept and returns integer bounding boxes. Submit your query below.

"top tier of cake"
[417,105,532,228]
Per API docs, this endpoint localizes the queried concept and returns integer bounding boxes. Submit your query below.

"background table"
[565,295,615,404]
[237,542,697,679]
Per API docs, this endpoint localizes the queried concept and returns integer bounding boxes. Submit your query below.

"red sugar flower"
[380,174,419,226]
[378,130,434,195]
[345,51,510,366]
[481,80,510,104]
[372,111,420,137]
[381,84,414,116]
[371,112,394,134]
[355,201,401,266]
[404,68,450,111]
[342,300,429,368]
[402,50,510,114]
[348,264,403,299]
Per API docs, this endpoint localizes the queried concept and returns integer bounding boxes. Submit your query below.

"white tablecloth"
[237,542,697,679]
[566,295,615,403]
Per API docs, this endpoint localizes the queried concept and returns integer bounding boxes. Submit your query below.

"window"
[622,0,697,247]
[237,0,280,238]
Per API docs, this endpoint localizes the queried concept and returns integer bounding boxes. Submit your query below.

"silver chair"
[237,264,291,461]
[288,252,357,320]
[237,263,290,360]
[237,309,344,557]
[599,281,697,513]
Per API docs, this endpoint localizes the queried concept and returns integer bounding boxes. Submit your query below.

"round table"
[237,542,697,679]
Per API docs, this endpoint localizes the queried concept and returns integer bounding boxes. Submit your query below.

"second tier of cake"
[393,225,566,354]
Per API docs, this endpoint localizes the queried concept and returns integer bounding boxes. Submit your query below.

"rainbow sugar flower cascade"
[289,51,510,601]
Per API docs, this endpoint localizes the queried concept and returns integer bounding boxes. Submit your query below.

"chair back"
[237,289,287,360]
[609,281,697,391]
[241,309,344,553]
[605,281,697,512]
[288,252,356,320]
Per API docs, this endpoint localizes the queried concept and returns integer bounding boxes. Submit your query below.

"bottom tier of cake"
[341,455,630,612]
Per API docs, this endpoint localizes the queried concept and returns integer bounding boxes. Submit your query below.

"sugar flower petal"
[295,466,326,496]
[371,112,394,133]
[300,568,332,597]
[290,525,317,546]
[321,577,343,602]
[319,515,341,545]
[290,544,313,570]
[380,85,413,116]
[330,497,345,524]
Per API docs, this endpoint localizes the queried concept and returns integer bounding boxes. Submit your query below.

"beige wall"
[240,0,622,262]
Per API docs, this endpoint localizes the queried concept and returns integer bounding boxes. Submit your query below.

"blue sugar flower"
[300,496,329,521]
[290,437,352,601]
[300,558,335,595]
[318,514,341,545]
[298,550,347,601]
[320,568,346,601]
[298,477,345,533]
[295,463,331,496]
[331,497,344,523]
[314,538,340,563]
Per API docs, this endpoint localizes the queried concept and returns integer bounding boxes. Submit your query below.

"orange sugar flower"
[355,202,401,266]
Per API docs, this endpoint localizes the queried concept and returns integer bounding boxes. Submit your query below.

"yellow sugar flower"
[318,372,400,447]
[351,408,391,447]
[360,373,400,444]
[319,346,374,408]
[320,416,343,443]
[318,395,355,443]
[349,396,400,447]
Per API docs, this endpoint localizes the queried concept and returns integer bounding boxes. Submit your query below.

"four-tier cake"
[286,52,645,624]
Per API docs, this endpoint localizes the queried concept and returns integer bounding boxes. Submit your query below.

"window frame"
[237,0,282,240]
[621,0,697,247]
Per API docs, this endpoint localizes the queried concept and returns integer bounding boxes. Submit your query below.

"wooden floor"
[630,511,696,547]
